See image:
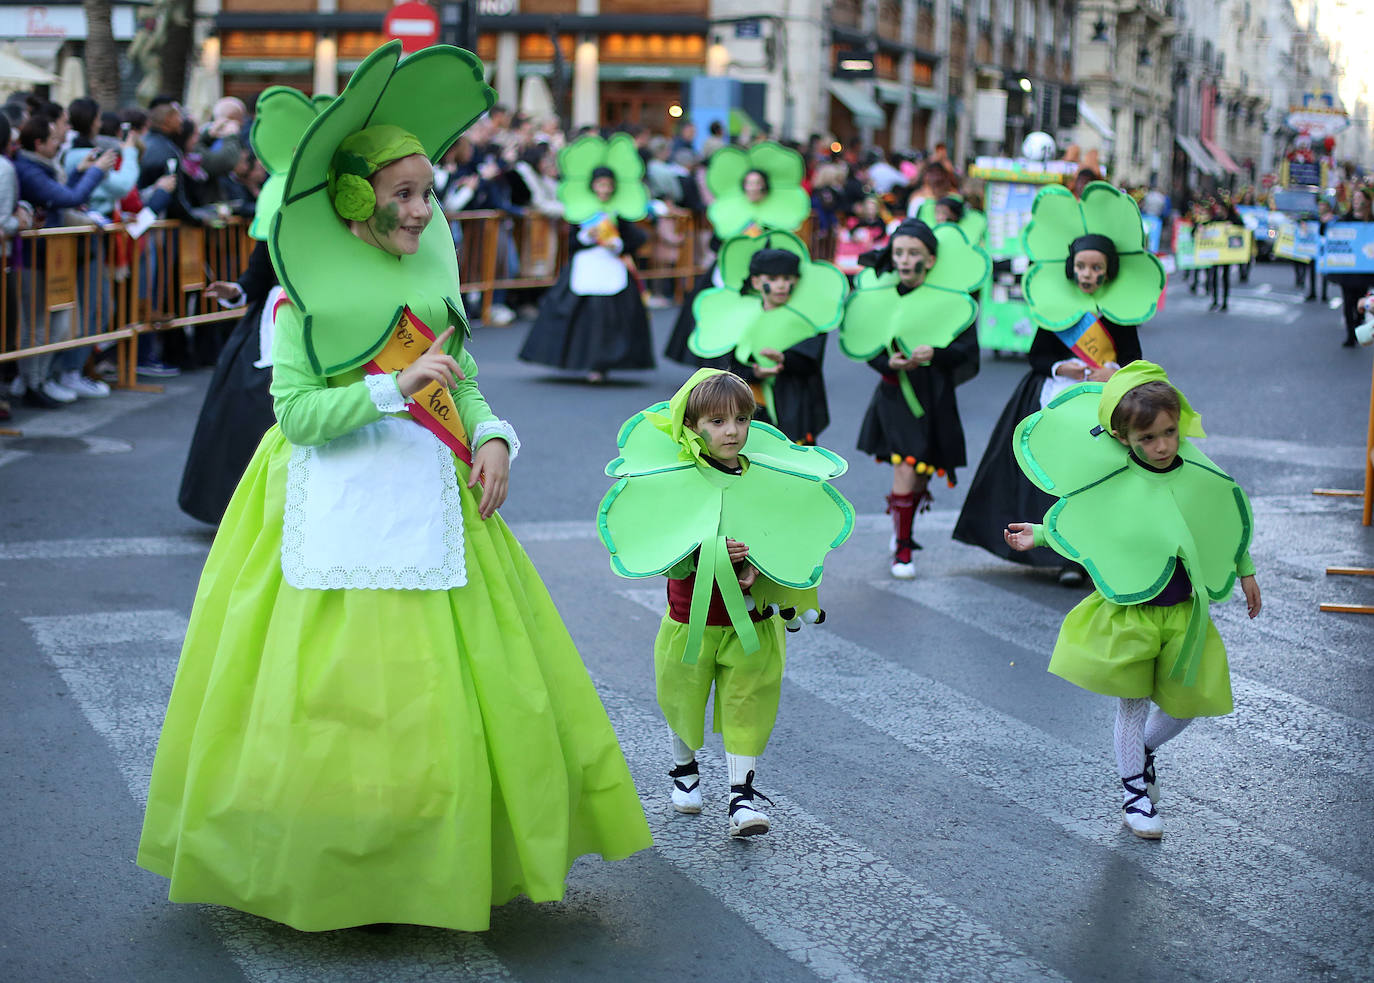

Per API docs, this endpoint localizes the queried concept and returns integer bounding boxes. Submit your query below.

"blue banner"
[1318,222,1374,274]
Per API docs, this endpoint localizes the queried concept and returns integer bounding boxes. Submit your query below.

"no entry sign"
[384,2,440,53]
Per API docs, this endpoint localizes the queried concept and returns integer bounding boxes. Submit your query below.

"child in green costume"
[138,43,651,932]
[1005,362,1261,839]
[598,368,855,838]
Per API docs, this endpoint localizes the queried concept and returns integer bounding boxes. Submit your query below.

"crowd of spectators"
[1,90,267,420]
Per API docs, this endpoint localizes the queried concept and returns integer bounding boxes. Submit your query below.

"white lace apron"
[281,416,466,590]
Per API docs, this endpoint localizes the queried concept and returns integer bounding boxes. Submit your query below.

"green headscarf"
[327,124,428,222]
[1098,360,1205,439]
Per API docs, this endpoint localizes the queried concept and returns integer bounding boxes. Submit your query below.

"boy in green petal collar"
[657,371,785,837]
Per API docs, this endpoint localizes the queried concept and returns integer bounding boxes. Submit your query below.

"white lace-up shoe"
[728,770,772,837]
[1121,773,1163,839]
[669,761,702,814]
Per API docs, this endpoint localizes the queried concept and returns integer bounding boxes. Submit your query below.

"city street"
[2,260,1371,982]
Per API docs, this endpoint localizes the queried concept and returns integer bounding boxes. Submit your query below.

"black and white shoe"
[1121,772,1163,839]
[669,760,702,814]
[728,769,772,837]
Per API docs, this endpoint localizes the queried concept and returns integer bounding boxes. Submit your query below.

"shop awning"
[914,87,943,110]
[1200,136,1245,175]
[1077,99,1115,143]
[0,49,57,86]
[827,79,886,128]
[875,81,907,105]
[1176,135,1221,176]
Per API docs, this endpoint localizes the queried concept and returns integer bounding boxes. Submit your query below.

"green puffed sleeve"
[1237,550,1255,578]
[271,303,391,446]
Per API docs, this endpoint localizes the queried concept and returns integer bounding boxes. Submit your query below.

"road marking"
[875,576,1374,779]
[619,587,1374,973]
[0,383,193,469]
[598,685,1071,983]
[26,607,1064,983]
[22,611,518,983]
[1,488,1361,562]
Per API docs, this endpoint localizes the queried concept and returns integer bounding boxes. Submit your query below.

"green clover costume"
[140,42,651,933]
[519,134,655,373]
[841,221,990,474]
[178,86,327,525]
[664,141,810,366]
[598,369,854,753]
[1015,363,1254,717]
[688,231,848,442]
[1021,181,1166,330]
[953,182,1156,568]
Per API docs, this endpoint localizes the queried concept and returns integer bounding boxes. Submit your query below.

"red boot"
[886,493,918,579]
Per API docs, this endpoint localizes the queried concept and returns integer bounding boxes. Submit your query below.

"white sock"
[1144,707,1192,751]
[1114,698,1150,779]
[725,752,757,786]
[671,730,696,767]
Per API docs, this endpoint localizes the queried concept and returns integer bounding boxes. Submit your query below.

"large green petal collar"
[705,141,811,237]
[1013,383,1253,686]
[688,230,849,366]
[249,86,327,241]
[556,134,650,223]
[599,399,854,662]
[269,42,495,377]
[1021,181,1166,330]
[839,222,990,360]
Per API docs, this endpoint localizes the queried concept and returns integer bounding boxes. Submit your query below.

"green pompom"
[332,172,375,221]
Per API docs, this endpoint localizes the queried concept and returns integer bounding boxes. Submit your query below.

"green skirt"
[138,427,652,932]
[1048,590,1233,718]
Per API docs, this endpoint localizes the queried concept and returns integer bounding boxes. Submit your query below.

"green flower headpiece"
[599,369,855,663]
[1021,181,1166,329]
[705,141,810,237]
[556,134,649,224]
[688,232,848,424]
[248,87,330,240]
[269,41,495,377]
[1013,380,1252,687]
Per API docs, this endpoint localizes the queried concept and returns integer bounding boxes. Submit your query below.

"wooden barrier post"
[1317,352,1374,614]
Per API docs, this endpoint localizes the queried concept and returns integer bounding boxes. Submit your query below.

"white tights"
[1113,698,1192,777]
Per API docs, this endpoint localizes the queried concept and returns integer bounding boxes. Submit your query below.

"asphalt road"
[2,259,1371,982]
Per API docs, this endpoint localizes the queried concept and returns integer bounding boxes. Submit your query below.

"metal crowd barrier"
[1,211,835,390]
[1,218,255,391]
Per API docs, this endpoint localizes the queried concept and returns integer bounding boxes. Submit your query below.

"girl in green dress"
[137,43,651,932]
[1005,362,1262,839]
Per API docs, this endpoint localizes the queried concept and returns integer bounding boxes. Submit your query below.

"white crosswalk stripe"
[874,576,1374,780]
[22,611,519,983]
[618,587,1374,974]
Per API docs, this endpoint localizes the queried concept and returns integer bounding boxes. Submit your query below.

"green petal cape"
[269,41,495,377]
[1020,181,1167,330]
[556,133,650,224]
[705,141,811,237]
[598,369,855,663]
[1013,363,1253,687]
[688,231,849,423]
[838,223,990,416]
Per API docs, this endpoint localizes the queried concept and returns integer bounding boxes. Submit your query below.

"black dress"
[177,242,280,525]
[856,322,980,472]
[951,321,1141,566]
[729,332,830,444]
[664,233,723,367]
[518,218,655,373]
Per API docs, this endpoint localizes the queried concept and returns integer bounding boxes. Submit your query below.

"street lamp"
[1019,76,1033,93]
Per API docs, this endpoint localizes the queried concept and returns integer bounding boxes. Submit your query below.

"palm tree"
[83,0,120,107]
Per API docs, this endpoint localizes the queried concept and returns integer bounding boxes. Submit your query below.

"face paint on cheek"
[371,201,401,236]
